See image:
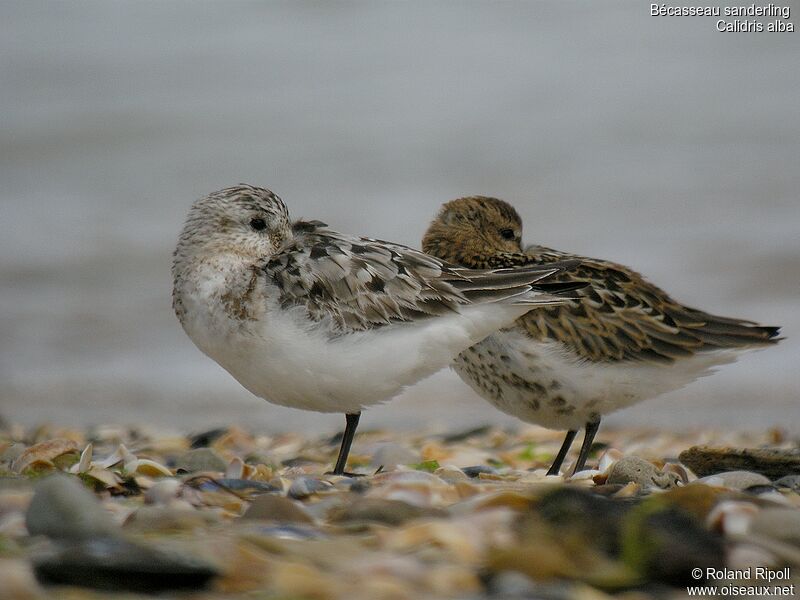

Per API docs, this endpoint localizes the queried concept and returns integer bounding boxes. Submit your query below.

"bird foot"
[324,470,367,478]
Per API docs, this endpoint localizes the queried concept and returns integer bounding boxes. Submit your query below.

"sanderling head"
[174,184,292,266]
[422,196,523,266]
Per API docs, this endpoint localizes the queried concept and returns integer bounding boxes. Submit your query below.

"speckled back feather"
[267,221,578,334]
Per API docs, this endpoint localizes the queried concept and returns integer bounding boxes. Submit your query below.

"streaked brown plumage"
[423,196,781,475]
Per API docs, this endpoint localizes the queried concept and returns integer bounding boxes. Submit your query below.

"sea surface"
[1,2,798,434]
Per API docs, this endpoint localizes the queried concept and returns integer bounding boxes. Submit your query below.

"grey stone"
[607,456,677,489]
[679,446,800,479]
[32,537,217,592]
[462,465,498,478]
[25,475,118,540]
[242,494,314,523]
[697,470,772,490]
[175,448,227,473]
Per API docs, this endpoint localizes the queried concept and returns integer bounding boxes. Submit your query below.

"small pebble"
[175,448,227,473]
[25,475,118,540]
[243,494,315,523]
[32,537,218,592]
[607,456,676,489]
[697,470,772,490]
[462,465,497,478]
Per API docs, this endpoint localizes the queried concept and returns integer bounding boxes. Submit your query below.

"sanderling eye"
[250,218,267,231]
[499,228,516,240]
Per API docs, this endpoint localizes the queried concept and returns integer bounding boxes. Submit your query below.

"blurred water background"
[1,2,798,435]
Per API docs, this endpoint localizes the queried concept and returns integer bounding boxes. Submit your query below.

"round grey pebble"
[462,465,497,478]
[607,456,676,489]
[26,474,119,540]
[175,448,227,473]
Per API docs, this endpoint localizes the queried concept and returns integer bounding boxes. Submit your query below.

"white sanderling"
[172,185,581,474]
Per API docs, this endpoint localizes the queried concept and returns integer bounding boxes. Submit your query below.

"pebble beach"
[1,421,799,599]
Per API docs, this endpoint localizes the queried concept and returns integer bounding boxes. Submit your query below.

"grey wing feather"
[264,223,576,334]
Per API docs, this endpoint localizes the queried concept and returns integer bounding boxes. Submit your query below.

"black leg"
[572,419,601,474]
[546,429,578,476]
[332,412,360,475]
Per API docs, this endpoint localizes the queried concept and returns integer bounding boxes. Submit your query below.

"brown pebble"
[242,494,315,524]
[679,446,800,479]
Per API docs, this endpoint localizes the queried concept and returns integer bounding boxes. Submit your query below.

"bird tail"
[665,306,783,349]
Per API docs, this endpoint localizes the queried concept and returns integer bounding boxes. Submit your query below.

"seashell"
[11,439,78,474]
[569,468,602,482]
[97,444,136,469]
[597,448,623,472]
[225,458,256,481]
[433,466,468,482]
[226,457,245,479]
[663,462,690,484]
[68,443,93,474]
[612,482,641,498]
[83,466,124,490]
[125,459,173,478]
[706,500,760,535]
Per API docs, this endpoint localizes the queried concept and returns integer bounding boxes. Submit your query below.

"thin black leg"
[572,419,601,474]
[546,429,578,476]
[332,412,361,475]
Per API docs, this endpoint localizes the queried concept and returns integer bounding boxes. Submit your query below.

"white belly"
[178,268,534,414]
[454,329,745,429]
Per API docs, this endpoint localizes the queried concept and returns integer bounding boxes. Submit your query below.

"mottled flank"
[423,196,781,473]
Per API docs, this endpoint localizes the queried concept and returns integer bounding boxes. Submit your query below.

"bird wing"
[263,222,576,334]
[492,245,780,364]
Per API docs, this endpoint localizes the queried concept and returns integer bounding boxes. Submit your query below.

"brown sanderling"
[172,185,582,474]
[422,196,782,475]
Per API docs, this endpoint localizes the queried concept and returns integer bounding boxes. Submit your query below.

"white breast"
[176,259,536,414]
